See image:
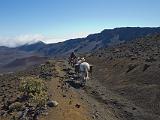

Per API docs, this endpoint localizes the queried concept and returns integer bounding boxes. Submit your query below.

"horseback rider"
[68,52,77,66]
[75,57,81,74]
[70,52,76,60]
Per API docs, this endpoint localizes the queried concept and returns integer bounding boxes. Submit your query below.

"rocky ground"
[0,59,127,120]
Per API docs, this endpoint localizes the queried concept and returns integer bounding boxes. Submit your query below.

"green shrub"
[19,77,48,106]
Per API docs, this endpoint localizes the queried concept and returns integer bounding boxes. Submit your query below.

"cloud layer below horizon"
[0,33,89,47]
[0,34,45,47]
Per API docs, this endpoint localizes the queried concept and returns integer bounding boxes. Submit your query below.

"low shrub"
[19,77,48,106]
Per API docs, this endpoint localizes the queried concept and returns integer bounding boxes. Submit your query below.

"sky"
[0,0,160,47]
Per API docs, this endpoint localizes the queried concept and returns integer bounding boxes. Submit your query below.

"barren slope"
[86,34,160,120]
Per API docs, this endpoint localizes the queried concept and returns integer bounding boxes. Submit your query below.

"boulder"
[75,104,81,108]
[145,56,156,62]
[47,100,58,107]
[9,102,25,112]
[0,110,7,116]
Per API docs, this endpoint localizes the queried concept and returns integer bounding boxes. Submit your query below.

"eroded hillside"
[87,34,160,120]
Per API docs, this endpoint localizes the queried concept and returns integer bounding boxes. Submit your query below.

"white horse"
[79,62,90,85]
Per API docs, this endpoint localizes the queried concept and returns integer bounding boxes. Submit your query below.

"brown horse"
[68,57,77,67]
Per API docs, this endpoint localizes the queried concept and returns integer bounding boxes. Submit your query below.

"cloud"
[0,34,46,47]
[0,32,89,47]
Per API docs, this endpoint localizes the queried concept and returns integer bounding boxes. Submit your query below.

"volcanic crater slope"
[87,34,160,120]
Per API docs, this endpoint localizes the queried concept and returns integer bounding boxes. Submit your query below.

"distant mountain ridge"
[17,41,46,53]
[0,27,160,73]
[16,27,160,57]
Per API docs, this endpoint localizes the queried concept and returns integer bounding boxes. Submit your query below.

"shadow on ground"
[65,79,84,89]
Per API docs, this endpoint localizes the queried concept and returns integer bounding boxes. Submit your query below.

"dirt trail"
[49,61,121,120]
[40,60,91,120]
[40,60,123,120]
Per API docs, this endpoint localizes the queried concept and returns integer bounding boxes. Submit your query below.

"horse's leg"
[71,62,74,67]
[89,65,92,78]
[80,72,86,86]
[82,77,86,85]
[71,59,75,67]
[79,72,83,82]
[70,60,72,66]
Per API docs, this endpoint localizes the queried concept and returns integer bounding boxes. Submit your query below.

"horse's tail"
[89,65,93,77]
